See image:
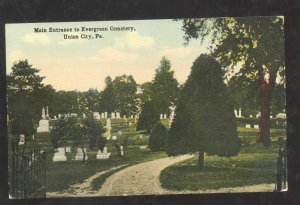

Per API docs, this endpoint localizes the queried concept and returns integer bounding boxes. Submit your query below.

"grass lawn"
[160,128,286,191]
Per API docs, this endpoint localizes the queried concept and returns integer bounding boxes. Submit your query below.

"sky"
[6,19,210,91]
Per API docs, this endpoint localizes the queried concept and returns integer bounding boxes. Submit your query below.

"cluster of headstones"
[160,114,168,119]
[52,146,112,161]
[245,124,259,129]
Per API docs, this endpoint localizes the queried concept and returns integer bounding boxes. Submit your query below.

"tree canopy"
[179,17,284,146]
[166,54,241,169]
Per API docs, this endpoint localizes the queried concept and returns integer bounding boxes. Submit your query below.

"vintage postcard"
[6,17,286,199]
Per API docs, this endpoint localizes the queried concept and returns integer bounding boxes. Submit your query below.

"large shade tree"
[179,17,284,146]
[166,54,241,169]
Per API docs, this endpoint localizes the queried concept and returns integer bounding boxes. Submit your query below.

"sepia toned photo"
[6,17,286,199]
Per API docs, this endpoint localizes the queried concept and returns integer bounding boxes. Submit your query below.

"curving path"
[47,155,276,197]
[98,155,193,196]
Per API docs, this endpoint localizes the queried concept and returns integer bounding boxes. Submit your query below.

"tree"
[82,113,106,150]
[7,60,46,138]
[179,17,284,146]
[50,116,77,150]
[136,100,159,133]
[99,76,116,113]
[71,114,106,161]
[149,57,180,114]
[113,75,138,116]
[227,75,260,117]
[149,122,168,151]
[166,55,241,169]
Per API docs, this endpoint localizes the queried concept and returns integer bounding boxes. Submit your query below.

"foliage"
[7,60,49,137]
[98,76,117,113]
[179,17,284,146]
[148,122,168,151]
[149,57,180,114]
[166,55,241,161]
[50,116,77,149]
[82,113,106,150]
[136,100,159,132]
[113,75,138,116]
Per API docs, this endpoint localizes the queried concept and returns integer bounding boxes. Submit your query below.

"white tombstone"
[104,112,108,118]
[66,147,71,153]
[42,107,46,119]
[139,135,143,139]
[53,147,67,161]
[254,125,259,129]
[101,113,105,118]
[120,145,124,156]
[58,114,61,119]
[112,136,117,140]
[123,115,126,120]
[19,134,25,145]
[111,112,115,119]
[106,136,111,140]
[249,115,252,118]
[70,113,78,117]
[96,146,111,159]
[129,122,132,126]
[54,116,57,120]
[164,114,167,119]
[246,124,251,128]
[75,148,88,160]
[46,106,49,119]
[37,108,49,133]
[234,109,238,117]
[130,115,133,119]
[238,108,242,118]
[116,112,121,119]
[139,145,147,150]
[93,112,100,120]
[106,118,111,129]
[160,114,163,119]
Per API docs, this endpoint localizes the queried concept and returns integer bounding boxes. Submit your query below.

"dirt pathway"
[47,155,276,198]
[98,155,193,196]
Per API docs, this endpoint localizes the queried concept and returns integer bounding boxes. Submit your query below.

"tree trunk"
[198,149,204,170]
[257,70,276,147]
[82,147,86,161]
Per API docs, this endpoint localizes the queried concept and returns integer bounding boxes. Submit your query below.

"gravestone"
[163,114,167,119]
[101,113,105,118]
[139,145,147,150]
[54,115,57,120]
[104,112,108,118]
[96,146,111,159]
[37,107,49,133]
[106,118,111,129]
[112,136,117,140]
[129,122,132,126]
[93,112,100,120]
[111,112,116,119]
[123,115,126,120]
[254,125,259,129]
[19,134,25,145]
[130,115,133,119]
[106,136,111,140]
[139,135,143,139]
[70,113,78,117]
[234,109,238,117]
[75,148,88,161]
[245,124,251,128]
[116,112,120,119]
[120,145,124,156]
[160,114,163,119]
[66,147,71,153]
[53,147,67,161]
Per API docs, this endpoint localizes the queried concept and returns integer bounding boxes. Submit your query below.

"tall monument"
[37,107,50,133]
